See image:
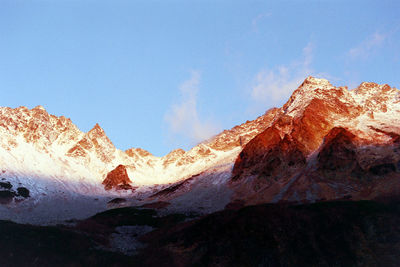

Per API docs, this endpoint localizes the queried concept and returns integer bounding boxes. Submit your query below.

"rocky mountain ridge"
[0,76,399,223]
[0,95,276,222]
[230,76,400,205]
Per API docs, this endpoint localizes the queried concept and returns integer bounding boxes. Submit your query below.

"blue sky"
[0,0,399,156]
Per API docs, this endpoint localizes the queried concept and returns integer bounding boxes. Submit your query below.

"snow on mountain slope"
[1,76,398,223]
[0,103,277,223]
[231,76,400,206]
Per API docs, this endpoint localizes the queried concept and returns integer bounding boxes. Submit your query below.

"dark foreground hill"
[0,199,399,267]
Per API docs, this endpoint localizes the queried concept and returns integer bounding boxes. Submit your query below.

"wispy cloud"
[348,32,387,60]
[251,12,272,32]
[165,71,220,145]
[250,42,316,107]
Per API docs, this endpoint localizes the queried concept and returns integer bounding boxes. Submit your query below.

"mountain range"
[1,76,400,266]
[0,76,399,225]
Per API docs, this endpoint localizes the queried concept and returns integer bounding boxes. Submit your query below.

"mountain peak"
[301,76,332,88]
[67,122,116,163]
[282,76,340,117]
[32,105,46,111]
[92,123,102,130]
[88,123,105,136]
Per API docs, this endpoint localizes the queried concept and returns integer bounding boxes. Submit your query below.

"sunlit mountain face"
[1,77,399,266]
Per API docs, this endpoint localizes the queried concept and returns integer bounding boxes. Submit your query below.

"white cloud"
[251,42,315,106]
[165,71,220,145]
[348,32,387,59]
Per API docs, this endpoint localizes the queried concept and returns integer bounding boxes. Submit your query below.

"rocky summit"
[230,77,400,206]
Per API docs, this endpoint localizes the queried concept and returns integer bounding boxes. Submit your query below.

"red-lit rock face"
[102,165,132,190]
[67,123,116,163]
[232,83,362,182]
[230,77,400,205]
[232,126,306,182]
[0,106,82,151]
[290,96,362,153]
[205,107,281,151]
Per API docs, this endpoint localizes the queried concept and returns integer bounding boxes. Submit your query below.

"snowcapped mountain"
[230,76,400,206]
[0,104,269,189]
[0,76,399,223]
[0,100,275,223]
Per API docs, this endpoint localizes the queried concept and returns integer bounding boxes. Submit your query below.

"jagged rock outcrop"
[0,105,82,151]
[67,123,116,163]
[0,178,30,205]
[102,165,133,190]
